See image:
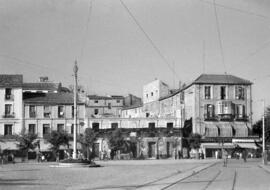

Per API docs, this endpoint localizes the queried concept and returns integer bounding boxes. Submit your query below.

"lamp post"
[72,60,78,159]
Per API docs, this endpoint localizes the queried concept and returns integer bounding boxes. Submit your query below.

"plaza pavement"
[1,158,270,190]
[0,159,218,190]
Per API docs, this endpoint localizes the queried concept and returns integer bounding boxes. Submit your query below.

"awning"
[205,124,218,137]
[233,124,248,137]
[235,143,259,149]
[217,124,232,137]
[201,143,235,149]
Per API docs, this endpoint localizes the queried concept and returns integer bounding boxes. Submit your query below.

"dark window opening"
[92,123,100,131]
[71,124,74,134]
[94,100,98,103]
[4,124,12,136]
[94,109,99,115]
[146,113,150,118]
[4,104,12,117]
[57,124,64,132]
[29,124,35,134]
[220,86,226,100]
[148,122,155,130]
[111,123,118,129]
[44,106,51,118]
[151,92,153,96]
[116,100,120,103]
[205,86,211,99]
[167,122,173,130]
[5,88,12,100]
[72,106,74,118]
[108,103,111,109]
[29,105,36,118]
[43,124,50,135]
[58,106,64,118]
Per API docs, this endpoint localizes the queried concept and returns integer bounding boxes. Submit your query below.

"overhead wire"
[213,0,227,75]
[119,0,181,80]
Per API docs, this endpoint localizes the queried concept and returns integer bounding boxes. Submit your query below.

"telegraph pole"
[262,99,267,165]
[73,60,78,159]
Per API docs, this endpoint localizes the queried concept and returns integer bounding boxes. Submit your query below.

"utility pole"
[262,99,267,165]
[73,60,78,159]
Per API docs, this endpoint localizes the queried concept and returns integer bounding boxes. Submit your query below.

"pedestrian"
[242,149,247,162]
[215,150,218,159]
[222,149,228,167]
[10,153,15,164]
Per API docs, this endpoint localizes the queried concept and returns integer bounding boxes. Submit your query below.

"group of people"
[217,148,248,167]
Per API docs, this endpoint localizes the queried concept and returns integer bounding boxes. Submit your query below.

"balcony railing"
[5,94,14,101]
[204,114,218,121]
[235,115,249,122]
[2,112,15,118]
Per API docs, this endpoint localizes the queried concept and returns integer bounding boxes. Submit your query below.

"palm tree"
[16,133,38,161]
[44,130,69,160]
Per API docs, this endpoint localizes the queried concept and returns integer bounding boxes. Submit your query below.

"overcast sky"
[1,0,270,121]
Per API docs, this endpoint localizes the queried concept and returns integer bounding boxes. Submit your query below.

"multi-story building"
[182,74,253,157]
[23,92,85,150]
[86,95,124,118]
[0,75,23,137]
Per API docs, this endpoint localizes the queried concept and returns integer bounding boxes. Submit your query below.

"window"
[146,113,150,118]
[5,104,12,116]
[43,124,50,135]
[235,104,246,119]
[217,101,232,115]
[92,123,99,131]
[94,100,98,103]
[94,109,99,115]
[44,106,51,118]
[116,100,120,103]
[29,124,36,134]
[146,94,148,98]
[72,106,74,118]
[151,92,153,96]
[204,104,215,120]
[5,88,12,100]
[29,105,36,118]
[57,124,64,132]
[58,106,64,118]
[167,123,173,130]
[4,124,12,136]
[71,124,74,134]
[108,103,111,109]
[148,122,155,130]
[220,86,226,100]
[204,86,211,99]
[235,86,245,100]
[111,123,118,129]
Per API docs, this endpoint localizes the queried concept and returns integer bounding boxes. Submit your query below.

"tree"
[16,133,38,161]
[252,106,270,142]
[78,128,97,160]
[44,130,69,160]
[188,133,202,150]
[108,129,130,157]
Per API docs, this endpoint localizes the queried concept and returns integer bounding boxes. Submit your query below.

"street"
[0,159,269,190]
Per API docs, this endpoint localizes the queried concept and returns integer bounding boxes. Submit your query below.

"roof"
[0,75,23,87]
[193,74,252,85]
[88,95,124,100]
[122,103,143,110]
[23,93,84,105]
[23,82,60,92]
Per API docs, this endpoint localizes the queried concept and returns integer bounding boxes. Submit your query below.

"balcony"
[219,114,234,122]
[5,94,14,101]
[204,114,218,121]
[2,112,15,118]
[235,115,249,122]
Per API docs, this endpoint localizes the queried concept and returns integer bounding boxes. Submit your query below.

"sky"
[1,0,270,121]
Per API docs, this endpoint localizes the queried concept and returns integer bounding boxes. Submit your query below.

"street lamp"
[73,60,78,159]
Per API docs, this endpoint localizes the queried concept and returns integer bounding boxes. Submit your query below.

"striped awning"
[236,143,259,149]
[205,124,219,137]
[217,124,232,137]
[233,124,248,137]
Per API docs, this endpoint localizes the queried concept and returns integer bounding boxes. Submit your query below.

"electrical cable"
[119,0,180,80]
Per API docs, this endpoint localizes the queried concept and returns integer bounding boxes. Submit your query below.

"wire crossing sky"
[0,0,270,121]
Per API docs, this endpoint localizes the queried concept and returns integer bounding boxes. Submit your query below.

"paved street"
[0,159,269,190]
